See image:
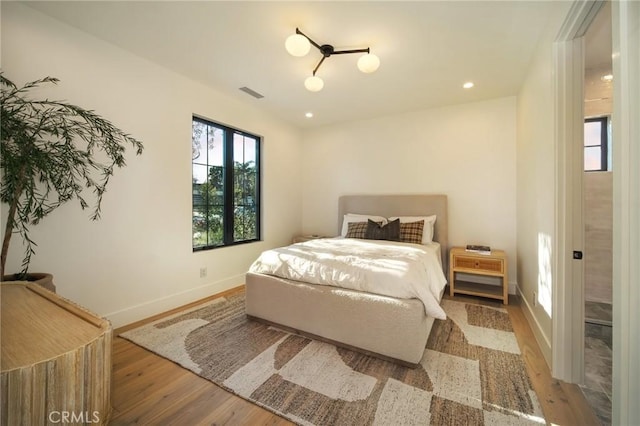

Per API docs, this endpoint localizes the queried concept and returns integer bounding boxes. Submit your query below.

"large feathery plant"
[0,74,143,278]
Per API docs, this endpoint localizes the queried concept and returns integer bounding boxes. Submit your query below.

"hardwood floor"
[458,293,601,426]
[110,286,290,425]
[110,287,600,425]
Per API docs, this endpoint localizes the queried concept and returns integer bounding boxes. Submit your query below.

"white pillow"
[340,213,387,237]
[388,215,437,244]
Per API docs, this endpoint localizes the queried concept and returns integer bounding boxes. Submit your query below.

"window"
[584,117,610,171]
[192,117,260,250]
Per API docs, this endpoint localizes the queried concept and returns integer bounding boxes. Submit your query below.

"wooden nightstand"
[449,247,508,304]
[292,235,326,243]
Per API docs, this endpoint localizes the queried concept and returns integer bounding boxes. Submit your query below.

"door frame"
[552,0,604,384]
[611,2,640,424]
[554,1,640,424]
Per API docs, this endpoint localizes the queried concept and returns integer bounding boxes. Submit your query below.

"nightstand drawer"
[453,256,503,273]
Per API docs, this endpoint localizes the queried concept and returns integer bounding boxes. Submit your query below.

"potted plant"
[1,74,143,290]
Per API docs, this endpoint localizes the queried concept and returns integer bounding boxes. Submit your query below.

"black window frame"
[584,116,609,172]
[192,116,261,251]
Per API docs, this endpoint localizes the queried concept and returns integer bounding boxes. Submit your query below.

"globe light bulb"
[357,53,380,73]
[285,33,311,57]
[304,75,324,92]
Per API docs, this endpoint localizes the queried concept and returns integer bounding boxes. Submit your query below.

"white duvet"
[248,238,448,319]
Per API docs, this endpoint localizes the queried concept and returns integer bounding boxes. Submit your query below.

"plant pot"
[2,273,56,293]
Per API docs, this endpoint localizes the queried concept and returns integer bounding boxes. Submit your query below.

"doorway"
[554,1,640,424]
[582,2,613,423]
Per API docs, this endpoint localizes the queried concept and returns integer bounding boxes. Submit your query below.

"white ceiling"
[26,1,559,129]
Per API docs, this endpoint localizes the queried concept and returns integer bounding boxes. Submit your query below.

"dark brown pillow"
[399,220,425,244]
[365,218,400,241]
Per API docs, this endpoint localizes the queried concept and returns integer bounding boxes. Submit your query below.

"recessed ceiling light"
[601,74,613,82]
[305,112,314,118]
[463,82,474,89]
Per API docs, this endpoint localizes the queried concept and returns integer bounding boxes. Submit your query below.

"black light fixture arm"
[295,27,371,76]
[312,56,327,76]
[295,28,322,51]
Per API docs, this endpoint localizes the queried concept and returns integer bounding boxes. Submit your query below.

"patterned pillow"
[345,221,370,239]
[399,220,425,244]
[365,218,401,241]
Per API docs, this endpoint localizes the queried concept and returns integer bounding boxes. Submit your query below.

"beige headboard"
[338,194,449,272]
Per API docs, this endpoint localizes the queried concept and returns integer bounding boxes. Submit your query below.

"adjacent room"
[1,1,638,425]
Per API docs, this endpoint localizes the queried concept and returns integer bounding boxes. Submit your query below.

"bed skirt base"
[246,314,421,368]
[245,272,435,366]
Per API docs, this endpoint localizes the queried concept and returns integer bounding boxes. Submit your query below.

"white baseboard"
[517,284,552,367]
[105,274,245,328]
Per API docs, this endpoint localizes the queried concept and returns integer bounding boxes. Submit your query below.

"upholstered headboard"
[338,194,449,272]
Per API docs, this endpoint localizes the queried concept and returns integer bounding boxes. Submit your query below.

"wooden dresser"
[1,282,112,425]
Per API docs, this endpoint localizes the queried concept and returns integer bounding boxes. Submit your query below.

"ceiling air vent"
[239,87,264,99]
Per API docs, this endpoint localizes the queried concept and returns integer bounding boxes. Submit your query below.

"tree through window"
[192,117,260,250]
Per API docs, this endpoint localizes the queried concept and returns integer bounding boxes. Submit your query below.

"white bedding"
[248,238,448,319]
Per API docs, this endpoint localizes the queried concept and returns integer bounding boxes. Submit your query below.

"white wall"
[584,172,613,304]
[584,64,613,305]
[1,3,303,327]
[585,65,613,118]
[300,97,518,287]
[515,1,572,364]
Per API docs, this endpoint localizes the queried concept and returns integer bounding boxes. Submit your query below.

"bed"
[245,194,448,367]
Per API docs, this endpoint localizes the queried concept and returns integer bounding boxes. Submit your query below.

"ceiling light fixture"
[463,82,474,89]
[285,28,380,92]
[285,33,311,57]
[305,75,324,92]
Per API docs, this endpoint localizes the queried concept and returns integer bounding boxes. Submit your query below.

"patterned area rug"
[120,293,545,425]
